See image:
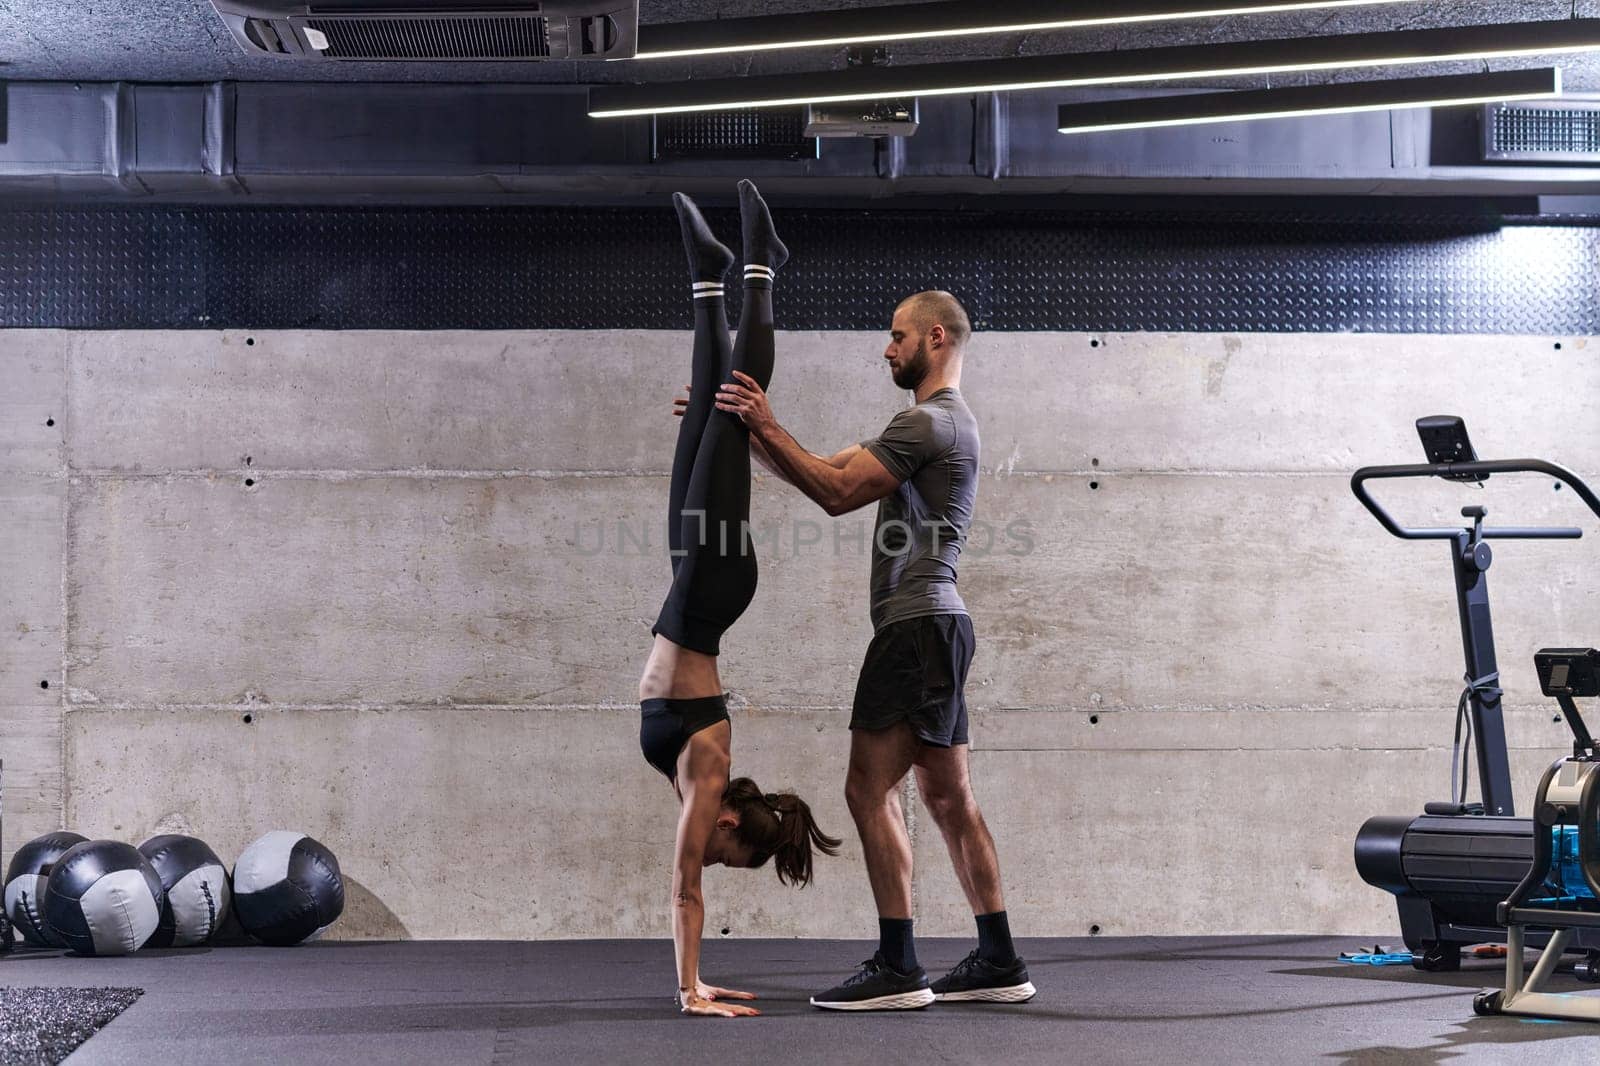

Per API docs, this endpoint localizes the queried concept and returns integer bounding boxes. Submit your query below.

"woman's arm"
[671,744,759,1017]
[671,776,718,1003]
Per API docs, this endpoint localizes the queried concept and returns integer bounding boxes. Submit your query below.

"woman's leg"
[731,179,787,392]
[666,193,733,579]
[641,195,733,703]
[651,182,788,657]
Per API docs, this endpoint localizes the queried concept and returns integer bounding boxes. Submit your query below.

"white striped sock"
[692,282,725,300]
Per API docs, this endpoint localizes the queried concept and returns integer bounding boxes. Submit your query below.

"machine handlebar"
[1351,458,1600,541]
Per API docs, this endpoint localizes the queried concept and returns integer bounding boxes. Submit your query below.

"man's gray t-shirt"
[859,387,980,632]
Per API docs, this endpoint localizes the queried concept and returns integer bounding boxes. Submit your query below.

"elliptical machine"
[1351,416,1600,972]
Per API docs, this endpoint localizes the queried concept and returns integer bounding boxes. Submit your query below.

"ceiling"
[0,0,1597,90]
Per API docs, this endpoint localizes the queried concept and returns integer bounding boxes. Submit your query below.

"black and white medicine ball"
[43,840,164,956]
[138,834,232,948]
[3,831,88,947]
[232,831,344,946]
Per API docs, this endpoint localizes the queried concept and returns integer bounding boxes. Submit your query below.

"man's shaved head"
[894,291,971,352]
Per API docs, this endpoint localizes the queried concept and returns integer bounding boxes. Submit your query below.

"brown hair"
[722,777,842,887]
[896,290,972,351]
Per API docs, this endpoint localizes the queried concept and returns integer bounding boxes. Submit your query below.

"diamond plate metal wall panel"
[0,205,1595,333]
[0,209,208,328]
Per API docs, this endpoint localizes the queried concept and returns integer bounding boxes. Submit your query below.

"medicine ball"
[138,834,232,948]
[3,831,87,947]
[43,840,164,956]
[232,831,344,946]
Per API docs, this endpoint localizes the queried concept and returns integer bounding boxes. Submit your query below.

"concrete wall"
[3,327,1599,941]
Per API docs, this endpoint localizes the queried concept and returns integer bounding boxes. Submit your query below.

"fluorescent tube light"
[591,18,1600,118]
[1057,66,1563,133]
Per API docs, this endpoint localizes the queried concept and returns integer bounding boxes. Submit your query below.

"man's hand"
[673,383,690,417]
[680,991,761,1018]
[714,371,776,435]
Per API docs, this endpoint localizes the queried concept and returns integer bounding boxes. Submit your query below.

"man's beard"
[892,338,929,390]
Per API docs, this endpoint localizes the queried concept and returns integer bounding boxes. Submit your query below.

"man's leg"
[912,744,1004,916]
[846,722,919,925]
[811,721,934,1011]
[914,744,1035,1003]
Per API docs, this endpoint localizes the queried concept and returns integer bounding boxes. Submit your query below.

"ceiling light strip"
[592,18,1600,117]
[1056,66,1562,133]
[634,0,1435,60]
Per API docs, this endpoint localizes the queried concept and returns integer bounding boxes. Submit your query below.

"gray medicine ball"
[232,831,344,946]
[4,831,88,947]
[43,840,164,956]
[139,834,232,947]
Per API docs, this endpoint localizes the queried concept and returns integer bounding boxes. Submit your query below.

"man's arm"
[751,434,858,485]
[715,370,904,516]
[752,422,900,517]
[679,384,848,486]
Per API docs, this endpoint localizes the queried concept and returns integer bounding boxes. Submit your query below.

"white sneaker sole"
[933,981,1037,1003]
[810,988,936,1011]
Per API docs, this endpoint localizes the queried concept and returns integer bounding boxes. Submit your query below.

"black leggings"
[651,280,776,655]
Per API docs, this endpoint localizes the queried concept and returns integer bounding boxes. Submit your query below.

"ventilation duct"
[652,109,819,161]
[211,1,637,60]
[1483,96,1600,163]
[5,83,1600,201]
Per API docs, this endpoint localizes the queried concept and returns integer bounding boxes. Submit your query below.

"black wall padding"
[0,205,1594,333]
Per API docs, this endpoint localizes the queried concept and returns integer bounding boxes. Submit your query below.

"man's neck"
[913,375,959,403]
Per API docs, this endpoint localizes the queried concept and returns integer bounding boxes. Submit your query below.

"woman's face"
[702,810,757,868]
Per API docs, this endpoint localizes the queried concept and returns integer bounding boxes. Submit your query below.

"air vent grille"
[303,15,551,60]
[1483,99,1600,163]
[653,109,817,160]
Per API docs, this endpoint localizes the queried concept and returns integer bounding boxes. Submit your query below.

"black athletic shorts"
[850,613,974,747]
[640,694,729,782]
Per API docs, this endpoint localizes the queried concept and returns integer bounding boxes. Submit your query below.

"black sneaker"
[930,950,1037,1003]
[810,952,935,1011]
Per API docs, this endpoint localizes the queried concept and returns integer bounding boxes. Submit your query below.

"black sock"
[975,911,1016,965]
[737,179,789,274]
[878,918,917,973]
[672,192,734,282]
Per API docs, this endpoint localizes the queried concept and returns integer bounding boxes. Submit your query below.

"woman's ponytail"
[724,778,843,887]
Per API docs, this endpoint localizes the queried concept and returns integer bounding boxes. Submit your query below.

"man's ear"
[928,323,946,350]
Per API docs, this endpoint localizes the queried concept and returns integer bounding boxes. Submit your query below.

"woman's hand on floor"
[680,991,761,1017]
[697,980,758,1003]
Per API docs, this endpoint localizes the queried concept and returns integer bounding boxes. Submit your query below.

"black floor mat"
[0,987,142,1065]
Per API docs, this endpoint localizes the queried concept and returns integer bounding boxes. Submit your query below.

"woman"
[638,180,841,1018]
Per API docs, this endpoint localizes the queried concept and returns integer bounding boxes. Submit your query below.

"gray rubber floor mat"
[0,987,142,1065]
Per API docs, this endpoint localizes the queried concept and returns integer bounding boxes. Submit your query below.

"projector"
[211,0,638,61]
[803,99,920,138]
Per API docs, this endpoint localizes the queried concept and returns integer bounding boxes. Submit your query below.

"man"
[713,290,1034,1011]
